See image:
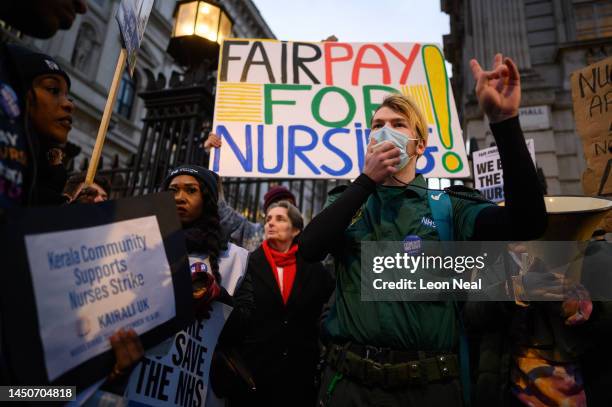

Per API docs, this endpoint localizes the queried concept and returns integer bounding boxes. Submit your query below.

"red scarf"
[262,240,298,304]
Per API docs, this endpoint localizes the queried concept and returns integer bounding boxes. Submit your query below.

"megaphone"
[499,195,612,288]
[499,195,612,240]
[540,196,612,241]
[527,196,612,277]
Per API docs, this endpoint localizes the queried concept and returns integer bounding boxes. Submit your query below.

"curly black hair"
[181,183,223,284]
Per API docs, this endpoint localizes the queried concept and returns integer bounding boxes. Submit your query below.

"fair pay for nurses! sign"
[211,40,469,179]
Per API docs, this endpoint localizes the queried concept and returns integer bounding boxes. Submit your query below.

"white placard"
[473,139,536,202]
[124,303,232,406]
[212,40,469,179]
[25,216,175,381]
[121,242,247,406]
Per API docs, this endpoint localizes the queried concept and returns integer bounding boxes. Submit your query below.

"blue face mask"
[371,126,420,170]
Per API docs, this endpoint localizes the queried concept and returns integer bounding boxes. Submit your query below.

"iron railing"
[88,69,334,221]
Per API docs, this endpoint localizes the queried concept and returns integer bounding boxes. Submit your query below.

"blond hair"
[372,94,428,144]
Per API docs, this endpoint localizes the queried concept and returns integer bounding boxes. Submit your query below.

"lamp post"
[126,0,233,196]
[167,0,233,74]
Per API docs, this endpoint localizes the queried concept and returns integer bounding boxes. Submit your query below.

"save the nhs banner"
[211,40,468,179]
[24,216,175,381]
[123,303,232,407]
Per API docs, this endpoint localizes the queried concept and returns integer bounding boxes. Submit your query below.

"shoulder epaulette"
[443,185,493,204]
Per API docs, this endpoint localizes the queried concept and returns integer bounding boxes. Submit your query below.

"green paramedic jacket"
[324,174,493,350]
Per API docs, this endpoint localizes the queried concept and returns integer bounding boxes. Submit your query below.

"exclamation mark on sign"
[422,45,463,173]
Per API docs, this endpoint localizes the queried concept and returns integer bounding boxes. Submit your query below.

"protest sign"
[85,244,247,406]
[473,139,535,202]
[85,0,153,186]
[116,0,154,76]
[571,56,612,231]
[211,40,469,179]
[0,193,193,389]
[25,216,175,382]
[124,303,232,407]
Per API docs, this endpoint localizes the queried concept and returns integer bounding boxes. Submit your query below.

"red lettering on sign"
[351,44,391,86]
[383,43,421,84]
[324,43,354,85]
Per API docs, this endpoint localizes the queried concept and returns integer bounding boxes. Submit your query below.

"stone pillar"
[469,0,532,69]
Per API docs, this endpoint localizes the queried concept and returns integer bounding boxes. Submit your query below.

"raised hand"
[203,132,222,152]
[470,53,520,124]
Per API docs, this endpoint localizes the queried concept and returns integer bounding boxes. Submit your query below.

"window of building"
[71,22,100,75]
[115,71,137,119]
[574,0,612,40]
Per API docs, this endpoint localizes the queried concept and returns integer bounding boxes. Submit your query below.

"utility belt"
[326,342,459,389]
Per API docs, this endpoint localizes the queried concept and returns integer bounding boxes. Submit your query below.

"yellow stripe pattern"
[401,85,435,125]
[216,83,263,122]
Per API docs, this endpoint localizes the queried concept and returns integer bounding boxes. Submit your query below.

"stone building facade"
[442,0,611,194]
[2,1,336,222]
[10,0,274,170]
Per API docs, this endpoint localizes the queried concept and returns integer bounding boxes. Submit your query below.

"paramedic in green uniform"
[300,54,547,406]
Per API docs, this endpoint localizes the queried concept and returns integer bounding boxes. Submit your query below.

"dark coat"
[223,245,335,406]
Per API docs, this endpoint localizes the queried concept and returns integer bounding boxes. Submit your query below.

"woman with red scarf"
[221,200,334,407]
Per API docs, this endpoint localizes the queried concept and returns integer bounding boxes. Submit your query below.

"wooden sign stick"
[85,48,128,185]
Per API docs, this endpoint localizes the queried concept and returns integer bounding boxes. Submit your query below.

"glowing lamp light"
[168,0,233,67]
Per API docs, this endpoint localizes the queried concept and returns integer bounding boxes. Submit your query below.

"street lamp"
[123,1,232,195]
[167,0,233,67]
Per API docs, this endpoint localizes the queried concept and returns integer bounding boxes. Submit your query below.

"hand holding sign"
[203,132,222,153]
[108,328,144,382]
[470,53,520,124]
[363,139,400,184]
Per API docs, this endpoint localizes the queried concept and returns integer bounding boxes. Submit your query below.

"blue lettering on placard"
[47,248,80,270]
[97,298,150,329]
[257,124,284,173]
[213,124,252,172]
[355,122,371,171]
[321,128,352,176]
[216,123,439,177]
[288,125,320,175]
[419,146,437,175]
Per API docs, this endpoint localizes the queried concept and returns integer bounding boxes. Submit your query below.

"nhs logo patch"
[421,217,437,228]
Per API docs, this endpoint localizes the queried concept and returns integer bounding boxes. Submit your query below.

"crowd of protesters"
[1,1,611,407]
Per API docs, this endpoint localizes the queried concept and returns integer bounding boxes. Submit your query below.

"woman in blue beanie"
[104,165,249,402]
